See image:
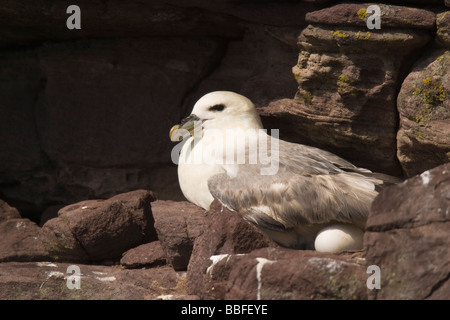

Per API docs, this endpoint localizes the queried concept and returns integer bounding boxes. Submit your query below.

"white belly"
[178,137,225,210]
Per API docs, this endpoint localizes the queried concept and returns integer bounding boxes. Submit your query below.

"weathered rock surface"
[1,162,450,300]
[42,190,157,263]
[0,0,311,221]
[0,0,322,48]
[364,163,450,299]
[186,200,280,299]
[152,200,206,271]
[305,3,436,30]
[1,0,450,301]
[0,1,243,48]
[0,36,223,218]
[0,201,54,263]
[0,199,21,222]
[396,49,450,177]
[0,261,185,300]
[0,218,51,263]
[436,11,450,48]
[206,248,368,300]
[120,241,167,269]
[35,38,222,169]
[260,3,435,177]
[183,25,299,110]
[1,190,157,264]
[3,0,446,219]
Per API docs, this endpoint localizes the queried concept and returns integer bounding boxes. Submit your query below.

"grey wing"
[207,139,388,231]
[302,143,402,188]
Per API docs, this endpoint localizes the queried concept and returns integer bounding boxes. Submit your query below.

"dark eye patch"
[208,104,226,112]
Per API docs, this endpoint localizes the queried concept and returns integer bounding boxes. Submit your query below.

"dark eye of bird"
[208,104,226,112]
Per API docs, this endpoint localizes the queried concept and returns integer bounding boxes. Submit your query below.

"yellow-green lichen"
[355,31,371,40]
[337,74,357,95]
[412,77,446,106]
[415,130,423,139]
[437,11,450,27]
[357,8,368,20]
[338,74,354,84]
[330,30,349,39]
[415,105,433,124]
[303,90,313,104]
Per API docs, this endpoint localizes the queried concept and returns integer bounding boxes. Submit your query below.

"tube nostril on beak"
[169,124,181,141]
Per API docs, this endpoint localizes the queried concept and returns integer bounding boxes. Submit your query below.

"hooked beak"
[169,114,202,142]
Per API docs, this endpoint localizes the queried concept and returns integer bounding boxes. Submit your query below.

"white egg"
[314,224,364,253]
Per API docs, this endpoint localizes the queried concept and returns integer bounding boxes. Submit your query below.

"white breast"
[178,137,225,210]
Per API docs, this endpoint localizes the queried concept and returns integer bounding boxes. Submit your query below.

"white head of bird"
[169,91,263,143]
[169,91,278,174]
[189,91,263,132]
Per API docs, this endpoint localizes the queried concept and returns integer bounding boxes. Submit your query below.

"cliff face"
[1,163,449,299]
[0,1,449,300]
[0,1,448,219]
[0,1,307,219]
